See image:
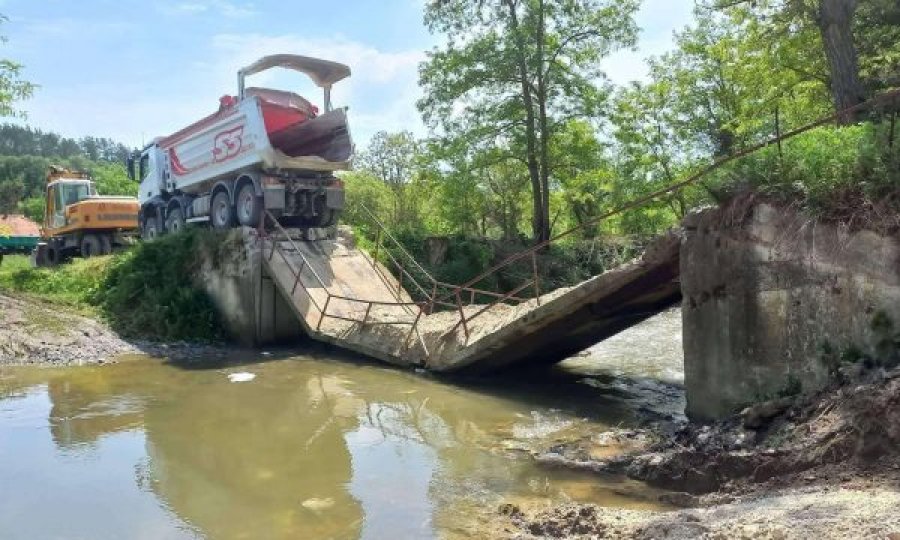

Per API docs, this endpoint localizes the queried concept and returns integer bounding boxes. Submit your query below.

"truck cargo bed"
[267,109,352,162]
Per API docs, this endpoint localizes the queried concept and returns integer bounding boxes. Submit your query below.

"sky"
[0,0,694,148]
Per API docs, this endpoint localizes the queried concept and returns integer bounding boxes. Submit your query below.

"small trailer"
[0,234,38,265]
[129,54,353,238]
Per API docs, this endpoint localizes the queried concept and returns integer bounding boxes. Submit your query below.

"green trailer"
[0,234,39,265]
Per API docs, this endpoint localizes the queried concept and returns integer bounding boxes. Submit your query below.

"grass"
[0,230,227,342]
[706,122,900,232]
[0,254,106,315]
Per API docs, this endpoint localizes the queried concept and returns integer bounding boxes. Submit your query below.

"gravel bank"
[0,293,235,365]
[0,293,134,365]
[497,484,900,539]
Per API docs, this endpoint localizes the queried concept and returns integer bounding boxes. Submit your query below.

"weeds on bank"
[707,122,900,233]
[0,230,226,342]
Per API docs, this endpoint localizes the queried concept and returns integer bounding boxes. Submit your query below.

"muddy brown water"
[0,310,683,539]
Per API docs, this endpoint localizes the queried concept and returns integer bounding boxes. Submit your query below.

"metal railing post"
[317,295,332,332]
[455,291,469,340]
[532,251,541,305]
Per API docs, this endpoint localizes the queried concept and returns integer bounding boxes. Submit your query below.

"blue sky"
[1,0,694,148]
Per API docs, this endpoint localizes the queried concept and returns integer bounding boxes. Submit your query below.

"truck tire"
[165,207,186,234]
[142,216,162,241]
[236,183,262,227]
[80,234,102,257]
[211,190,235,229]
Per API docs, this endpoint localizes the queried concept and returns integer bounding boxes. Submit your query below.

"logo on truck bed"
[212,126,244,162]
[168,124,247,176]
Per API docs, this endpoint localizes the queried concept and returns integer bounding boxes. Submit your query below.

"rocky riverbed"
[492,363,900,539]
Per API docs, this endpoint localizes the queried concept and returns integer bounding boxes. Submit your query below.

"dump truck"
[0,214,40,265]
[128,54,353,239]
[32,167,140,266]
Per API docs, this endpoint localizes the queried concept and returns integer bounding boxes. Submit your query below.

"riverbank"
[494,362,900,538]
[0,292,233,365]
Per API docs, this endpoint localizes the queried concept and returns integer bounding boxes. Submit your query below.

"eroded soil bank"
[494,364,900,538]
[0,293,232,365]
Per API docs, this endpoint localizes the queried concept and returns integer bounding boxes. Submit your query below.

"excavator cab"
[45,179,95,229]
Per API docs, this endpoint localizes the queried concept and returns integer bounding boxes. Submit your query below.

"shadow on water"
[159,337,684,426]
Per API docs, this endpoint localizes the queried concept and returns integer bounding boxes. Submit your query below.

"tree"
[357,131,420,227]
[714,0,900,121]
[0,178,22,214]
[0,15,36,118]
[419,0,639,243]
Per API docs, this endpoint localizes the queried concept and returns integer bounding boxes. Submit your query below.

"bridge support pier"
[681,203,900,421]
[198,228,304,347]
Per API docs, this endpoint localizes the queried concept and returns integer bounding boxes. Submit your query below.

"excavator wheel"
[47,246,62,266]
[31,244,49,267]
[80,234,102,258]
[100,234,113,255]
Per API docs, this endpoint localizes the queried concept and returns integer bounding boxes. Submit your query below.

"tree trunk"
[817,0,865,122]
[505,0,545,243]
[534,0,552,244]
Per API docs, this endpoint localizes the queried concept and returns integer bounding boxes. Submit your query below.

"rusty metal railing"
[257,211,430,355]
[356,88,900,345]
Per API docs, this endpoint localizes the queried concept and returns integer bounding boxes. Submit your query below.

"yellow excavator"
[32,166,140,266]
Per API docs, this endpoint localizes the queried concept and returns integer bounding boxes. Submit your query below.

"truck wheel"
[236,183,262,227]
[165,207,186,234]
[314,209,337,228]
[142,216,161,241]
[211,191,235,229]
[80,234,102,257]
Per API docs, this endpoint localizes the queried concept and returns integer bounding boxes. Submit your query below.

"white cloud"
[159,1,258,18]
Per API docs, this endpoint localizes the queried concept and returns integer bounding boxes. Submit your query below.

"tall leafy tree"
[357,131,421,226]
[419,0,639,242]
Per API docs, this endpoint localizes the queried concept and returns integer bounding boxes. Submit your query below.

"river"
[0,310,683,539]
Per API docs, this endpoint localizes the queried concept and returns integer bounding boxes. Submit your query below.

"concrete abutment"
[681,202,900,420]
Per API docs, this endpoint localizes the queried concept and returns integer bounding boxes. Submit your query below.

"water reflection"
[0,339,678,539]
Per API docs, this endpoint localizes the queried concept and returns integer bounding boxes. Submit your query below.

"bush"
[90,229,225,341]
[707,122,900,218]
[0,254,109,306]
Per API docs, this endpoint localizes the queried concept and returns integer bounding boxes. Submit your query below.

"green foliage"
[871,311,900,368]
[0,255,109,306]
[18,196,43,223]
[707,123,900,215]
[90,230,224,341]
[419,0,640,241]
[778,374,803,398]
[90,161,136,196]
[0,17,36,119]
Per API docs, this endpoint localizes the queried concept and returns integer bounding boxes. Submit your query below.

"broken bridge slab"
[253,228,682,373]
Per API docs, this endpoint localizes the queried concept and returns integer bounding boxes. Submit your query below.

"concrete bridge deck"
[254,227,681,373]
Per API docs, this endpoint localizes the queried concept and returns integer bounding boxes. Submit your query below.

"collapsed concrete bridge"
[202,218,681,374]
